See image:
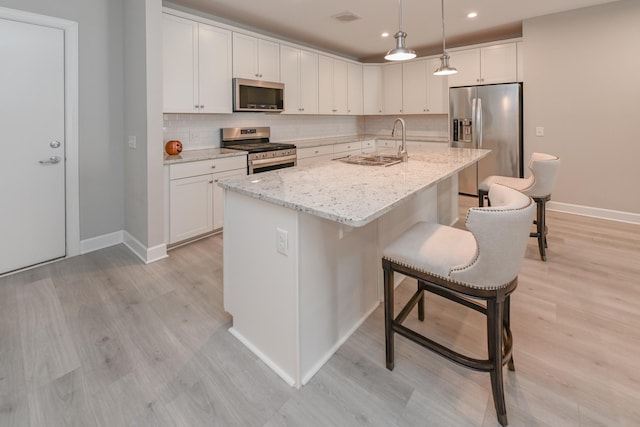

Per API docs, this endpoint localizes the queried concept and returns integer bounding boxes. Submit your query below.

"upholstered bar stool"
[478,153,560,261]
[382,184,535,426]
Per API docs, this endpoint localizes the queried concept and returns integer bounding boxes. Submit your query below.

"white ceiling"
[165,0,619,61]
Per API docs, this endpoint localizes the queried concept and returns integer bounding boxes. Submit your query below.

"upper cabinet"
[232,33,280,82]
[447,43,517,87]
[163,14,232,113]
[402,58,447,114]
[347,63,363,115]
[318,55,348,114]
[383,63,403,115]
[363,65,384,115]
[280,45,318,114]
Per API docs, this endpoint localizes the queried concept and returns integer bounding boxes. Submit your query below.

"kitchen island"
[219,144,489,387]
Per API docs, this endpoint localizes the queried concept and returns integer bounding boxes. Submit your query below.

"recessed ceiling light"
[381,32,389,38]
[467,12,478,18]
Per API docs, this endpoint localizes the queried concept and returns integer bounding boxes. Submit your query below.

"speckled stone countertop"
[163,148,247,165]
[218,145,489,227]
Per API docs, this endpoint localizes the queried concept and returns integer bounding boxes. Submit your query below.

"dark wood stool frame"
[383,258,517,426]
[479,189,551,261]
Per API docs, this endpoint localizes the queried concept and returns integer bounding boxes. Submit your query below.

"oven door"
[249,154,297,174]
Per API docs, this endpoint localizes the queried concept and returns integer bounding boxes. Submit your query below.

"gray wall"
[0,0,125,239]
[523,0,640,214]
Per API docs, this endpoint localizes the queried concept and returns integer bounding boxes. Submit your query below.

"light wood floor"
[1,196,639,426]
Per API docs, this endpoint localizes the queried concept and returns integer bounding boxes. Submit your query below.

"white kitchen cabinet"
[318,55,348,114]
[280,45,318,114]
[233,32,280,81]
[362,139,375,153]
[333,141,362,158]
[169,156,246,244]
[448,43,517,87]
[516,41,524,82]
[376,139,398,150]
[403,58,447,114]
[347,62,363,115]
[383,63,403,115]
[163,14,232,113]
[297,145,334,166]
[363,65,384,115]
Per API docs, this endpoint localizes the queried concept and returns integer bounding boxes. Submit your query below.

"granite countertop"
[218,145,489,227]
[163,148,247,165]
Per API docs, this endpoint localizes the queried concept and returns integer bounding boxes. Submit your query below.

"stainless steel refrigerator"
[450,83,523,196]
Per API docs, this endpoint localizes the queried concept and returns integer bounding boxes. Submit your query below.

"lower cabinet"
[297,144,334,166]
[168,156,246,244]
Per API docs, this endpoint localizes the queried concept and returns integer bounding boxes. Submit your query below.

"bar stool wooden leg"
[488,298,508,426]
[417,282,425,322]
[478,189,489,207]
[504,296,515,371]
[531,196,550,261]
[383,262,395,370]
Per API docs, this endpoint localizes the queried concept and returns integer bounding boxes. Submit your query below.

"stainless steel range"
[221,127,297,175]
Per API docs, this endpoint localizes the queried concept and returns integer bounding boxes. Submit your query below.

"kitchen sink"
[338,154,404,167]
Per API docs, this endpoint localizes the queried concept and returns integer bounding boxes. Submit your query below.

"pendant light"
[434,0,458,75]
[385,0,416,61]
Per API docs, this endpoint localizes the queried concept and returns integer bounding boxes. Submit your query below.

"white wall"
[123,0,165,258]
[0,0,126,239]
[523,0,640,215]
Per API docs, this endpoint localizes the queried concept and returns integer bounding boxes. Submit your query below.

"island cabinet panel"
[162,14,232,114]
[232,32,280,81]
[168,156,246,244]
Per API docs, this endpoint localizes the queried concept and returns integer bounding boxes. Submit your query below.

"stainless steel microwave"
[233,78,284,112]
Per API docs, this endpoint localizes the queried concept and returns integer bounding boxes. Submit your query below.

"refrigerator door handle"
[471,98,477,147]
[476,98,483,149]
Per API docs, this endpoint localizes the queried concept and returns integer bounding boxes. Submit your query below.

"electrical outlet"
[128,136,136,148]
[535,127,545,137]
[276,228,288,256]
[190,130,200,142]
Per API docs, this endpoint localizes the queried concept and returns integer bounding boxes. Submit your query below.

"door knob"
[50,140,61,148]
[39,156,60,164]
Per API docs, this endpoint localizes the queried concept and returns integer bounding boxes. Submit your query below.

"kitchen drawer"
[170,156,246,179]
[362,139,375,153]
[376,139,398,149]
[297,144,333,159]
[333,141,362,155]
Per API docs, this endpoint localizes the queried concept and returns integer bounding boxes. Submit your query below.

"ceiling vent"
[331,11,361,23]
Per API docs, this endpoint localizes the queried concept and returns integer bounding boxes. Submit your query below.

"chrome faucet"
[391,118,408,162]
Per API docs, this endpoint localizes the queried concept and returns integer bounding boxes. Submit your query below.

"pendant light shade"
[434,0,458,75]
[385,0,416,61]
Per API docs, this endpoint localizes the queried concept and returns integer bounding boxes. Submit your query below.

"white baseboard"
[80,230,168,264]
[80,231,124,254]
[123,231,168,264]
[548,201,640,225]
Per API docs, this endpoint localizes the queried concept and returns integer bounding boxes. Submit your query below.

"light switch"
[535,127,545,137]
[128,136,136,148]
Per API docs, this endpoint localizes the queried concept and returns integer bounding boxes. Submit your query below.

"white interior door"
[0,18,66,274]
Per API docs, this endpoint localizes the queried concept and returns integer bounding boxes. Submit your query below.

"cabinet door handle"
[200,105,205,109]
[208,180,214,184]
[211,165,216,169]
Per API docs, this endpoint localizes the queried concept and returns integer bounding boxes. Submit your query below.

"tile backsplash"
[163,113,449,150]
